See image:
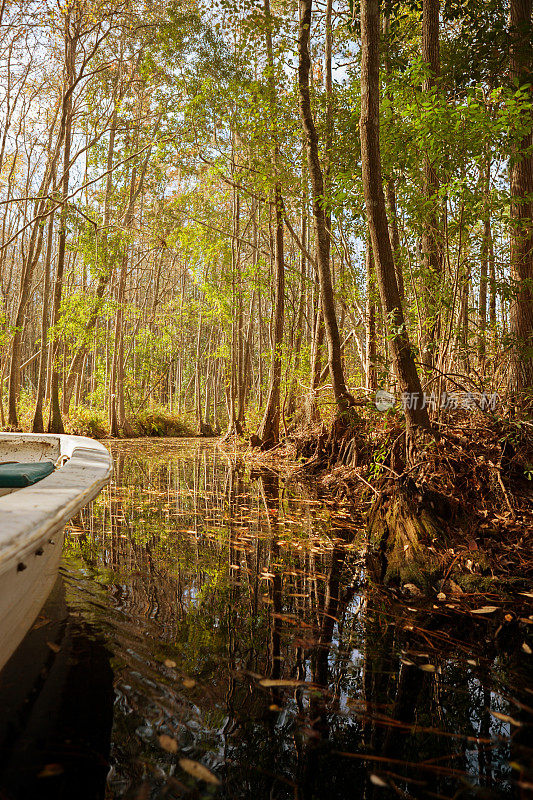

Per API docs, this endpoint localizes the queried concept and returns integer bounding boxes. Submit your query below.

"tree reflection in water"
[57,440,531,800]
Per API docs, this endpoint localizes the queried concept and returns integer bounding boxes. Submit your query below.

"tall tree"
[365,237,377,391]
[48,3,77,434]
[298,0,354,414]
[359,0,431,447]
[421,0,442,369]
[257,0,285,447]
[509,0,533,390]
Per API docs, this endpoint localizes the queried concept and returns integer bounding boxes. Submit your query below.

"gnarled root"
[367,481,454,589]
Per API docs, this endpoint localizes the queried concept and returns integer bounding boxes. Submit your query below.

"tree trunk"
[306,299,323,423]
[360,0,431,443]
[509,0,533,390]
[256,0,285,447]
[62,104,118,415]
[32,208,55,432]
[287,188,308,418]
[420,0,442,369]
[298,0,353,414]
[365,237,377,391]
[258,186,284,447]
[48,14,76,434]
[478,157,491,363]
[383,9,404,301]
[195,307,204,433]
[224,185,244,438]
[489,228,497,344]
[109,249,127,436]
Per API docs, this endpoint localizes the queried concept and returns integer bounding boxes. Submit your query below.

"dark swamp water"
[0,439,532,800]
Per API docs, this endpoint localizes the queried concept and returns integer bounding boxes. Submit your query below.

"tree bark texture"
[359,0,431,437]
[298,0,353,414]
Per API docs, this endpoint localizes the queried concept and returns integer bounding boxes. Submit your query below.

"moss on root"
[367,486,449,589]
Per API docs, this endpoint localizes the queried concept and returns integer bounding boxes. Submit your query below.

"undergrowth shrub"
[68,406,107,438]
[132,407,193,437]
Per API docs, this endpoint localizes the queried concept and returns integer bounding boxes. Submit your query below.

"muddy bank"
[238,407,533,593]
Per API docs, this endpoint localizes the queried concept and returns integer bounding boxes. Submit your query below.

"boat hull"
[0,433,112,671]
[0,529,65,672]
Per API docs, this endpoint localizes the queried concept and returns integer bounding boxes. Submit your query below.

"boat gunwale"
[0,433,112,573]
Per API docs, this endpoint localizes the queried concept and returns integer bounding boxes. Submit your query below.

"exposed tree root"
[253,405,533,591]
[366,480,452,588]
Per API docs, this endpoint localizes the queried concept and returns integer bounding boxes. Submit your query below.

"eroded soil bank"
[242,405,533,594]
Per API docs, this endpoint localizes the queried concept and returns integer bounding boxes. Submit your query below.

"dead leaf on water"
[522,643,532,654]
[179,758,221,785]
[471,606,499,614]
[369,774,388,787]
[490,711,522,727]
[46,641,61,653]
[159,734,179,753]
[183,678,196,688]
[164,659,177,668]
[259,679,305,688]
[38,764,64,778]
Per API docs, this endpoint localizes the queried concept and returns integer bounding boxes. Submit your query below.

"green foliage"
[69,406,108,439]
[133,407,193,437]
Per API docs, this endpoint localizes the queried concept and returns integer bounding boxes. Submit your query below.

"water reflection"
[1,439,532,799]
[0,579,113,800]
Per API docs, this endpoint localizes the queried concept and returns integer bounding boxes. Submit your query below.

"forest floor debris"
[237,403,533,591]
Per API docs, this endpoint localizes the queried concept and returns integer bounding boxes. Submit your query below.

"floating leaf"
[164,659,177,668]
[471,606,499,614]
[518,592,533,599]
[370,774,388,787]
[259,679,304,688]
[38,764,64,778]
[490,711,522,727]
[46,641,61,653]
[522,643,532,654]
[419,663,437,672]
[183,678,196,688]
[179,758,221,785]
[159,734,179,753]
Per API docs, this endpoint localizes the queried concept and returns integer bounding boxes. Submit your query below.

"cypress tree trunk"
[509,0,533,390]
[287,186,307,418]
[32,207,55,432]
[306,303,323,423]
[63,103,118,416]
[365,237,377,391]
[360,0,431,446]
[256,0,285,447]
[48,12,76,434]
[257,186,284,447]
[478,156,491,363]
[420,0,442,369]
[383,9,404,302]
[298,0,353,414]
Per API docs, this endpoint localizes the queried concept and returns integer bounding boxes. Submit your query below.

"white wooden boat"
[0,433,112,672]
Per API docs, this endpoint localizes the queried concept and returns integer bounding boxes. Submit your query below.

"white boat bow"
[0,433,112,671]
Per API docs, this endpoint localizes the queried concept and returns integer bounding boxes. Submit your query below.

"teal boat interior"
[0,461,55,488]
